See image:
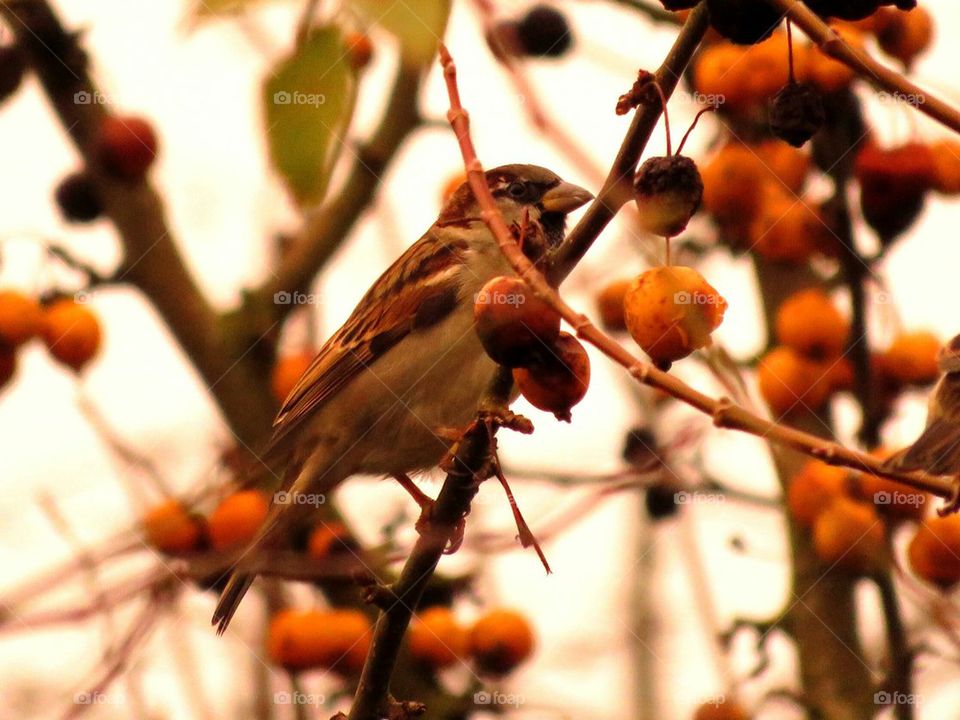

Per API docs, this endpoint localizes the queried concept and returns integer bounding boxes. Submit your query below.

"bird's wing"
[265,228,472,454]
[885,418,960,475]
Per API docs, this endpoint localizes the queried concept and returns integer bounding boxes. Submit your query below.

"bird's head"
[439,164,592,253]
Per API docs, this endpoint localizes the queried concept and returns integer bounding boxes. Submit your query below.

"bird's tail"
[212,573,255,635]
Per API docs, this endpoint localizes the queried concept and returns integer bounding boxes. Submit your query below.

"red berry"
[96,115,159,182]
[474,276,561,367]
[512,332,590,421]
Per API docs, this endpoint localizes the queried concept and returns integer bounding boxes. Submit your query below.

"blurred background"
[2,1,960,718]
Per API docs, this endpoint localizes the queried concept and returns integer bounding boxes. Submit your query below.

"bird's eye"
[507,181,528,200]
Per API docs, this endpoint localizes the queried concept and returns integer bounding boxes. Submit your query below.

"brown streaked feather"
[885,418,960,475]
[266,228,472,451]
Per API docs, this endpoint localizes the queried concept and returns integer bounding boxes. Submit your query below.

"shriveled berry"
[55,172,103,223]
[769,82,825,147]
[634,155,703,237]
[474,276,561,367]
[706,0,783,45]
[622,426,660,468]
[96,115,159,182]
[512,332,590,421]
[515,5,573,58]
[623,266,727,366]
[0,44,26,103]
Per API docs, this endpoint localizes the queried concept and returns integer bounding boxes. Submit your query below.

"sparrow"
[212,164,592,633]
[884,333,960,475]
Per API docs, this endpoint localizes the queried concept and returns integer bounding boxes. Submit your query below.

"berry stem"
[652,80,672,157]
[786,19,795,84]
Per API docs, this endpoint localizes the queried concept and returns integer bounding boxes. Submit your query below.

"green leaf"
[263,27,357,207]
[350,0,451,67]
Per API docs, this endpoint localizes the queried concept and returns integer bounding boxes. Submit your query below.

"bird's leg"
[437,408,534,473]
[491,456,552,574]
[391,473,465,554]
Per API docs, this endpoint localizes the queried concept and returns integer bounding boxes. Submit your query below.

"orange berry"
[408,606,469,669]
[812,497,885,574]
[757,346,831,416]
[929,140,960,195]
[908,515,960,589]
[596,279,632,332]
[693,698,750,720]
[267,608,372,673]
[0,290,43,347]
[513,332,590,421]
[207,489,270,551]
[826,356,855,393]
[307,522,356,560]
[344,30,374,70]
[740,33,805,106]
[469,609,535,675]
[774,288,849,359]
[748,191,823,264]
[881,330,940,385]
[754,139,811,194]
[692,43,752,112]
[271,351,315,404]
[623,266,727,366]
[874,7,933,68]
[787,460,850,528]
[142,500,203,555]
[0,344,16,389]
[41,298,102,371]
[701,143,767,232]
[474,276,561,367]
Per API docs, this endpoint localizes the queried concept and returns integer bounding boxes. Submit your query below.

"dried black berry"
[0,44,26,103]
[805,0,915,20]
[54,172,103,223]
[658,0,700,8]
[645,484,679,520]
[634,155,704,236]
[706,0,783,45]
[622,426,660,468]
[769,82,825,147]
[516,5,572,58]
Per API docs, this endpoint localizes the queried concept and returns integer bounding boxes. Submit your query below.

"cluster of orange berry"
[0,290,102,388]
[787,453,960,589]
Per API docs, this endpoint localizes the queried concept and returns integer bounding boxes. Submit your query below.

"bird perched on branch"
[212,164,591,633]
[884,333,960,476]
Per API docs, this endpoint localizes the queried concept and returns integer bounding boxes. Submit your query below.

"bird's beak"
[541,181,593,213]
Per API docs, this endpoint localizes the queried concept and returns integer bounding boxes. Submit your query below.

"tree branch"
[764,0,960,135]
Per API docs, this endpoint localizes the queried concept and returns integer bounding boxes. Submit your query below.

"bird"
[211,164,592,633]
[884,333,960,476]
